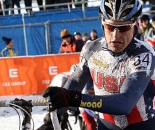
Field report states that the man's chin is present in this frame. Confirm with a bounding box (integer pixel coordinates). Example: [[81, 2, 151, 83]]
[[110, 47, 123, 53]]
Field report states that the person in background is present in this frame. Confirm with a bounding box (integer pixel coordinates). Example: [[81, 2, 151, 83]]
[[74, 32, 84, 49], [1, 36, 18, 57], [146, 15, 155, 49], [139, 14, 152, 41], [89, 29, 98, 41], [11, 0, 21, 14], [55, 0, 72, 9], [0, 1, 3, 15], [73, 0, 87, 8], [45, 0, 55, 10], [24, 0, 33, 15], [82, 32, 89, 44], [37, 0, 44, 11], [3, 0, 11, 15], [150, 16, 155, 28], [74, 32, 82, 40], [59, 29, 84, 53]]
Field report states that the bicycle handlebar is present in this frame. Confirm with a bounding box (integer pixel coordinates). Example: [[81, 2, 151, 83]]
[[0, 98, 48, 107], [0, 98, 62, 130]]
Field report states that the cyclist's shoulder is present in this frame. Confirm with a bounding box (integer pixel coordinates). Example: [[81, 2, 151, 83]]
[[81, 37, 105, 55], [132, 38, 155, 56], [128, 38, 155, 71], [85, 37, 104, 48]]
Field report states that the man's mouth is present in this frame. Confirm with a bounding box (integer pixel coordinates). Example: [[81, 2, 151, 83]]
[[110, 41, 122, 46]]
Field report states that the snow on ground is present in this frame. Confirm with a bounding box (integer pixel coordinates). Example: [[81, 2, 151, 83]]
[[0, 95, 81, 130]]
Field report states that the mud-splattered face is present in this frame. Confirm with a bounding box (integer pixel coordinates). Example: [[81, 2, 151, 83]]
[[103, 19, 135, 53]]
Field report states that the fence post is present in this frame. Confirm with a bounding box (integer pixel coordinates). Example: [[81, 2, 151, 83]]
[[45, 21, 51, 54], [82, 0, 86, 19], [68, 3, 71, 12], [22, 14, 28, 55]]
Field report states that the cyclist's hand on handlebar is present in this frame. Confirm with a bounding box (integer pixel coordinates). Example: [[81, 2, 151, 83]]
[[42, 86, 82, 110]]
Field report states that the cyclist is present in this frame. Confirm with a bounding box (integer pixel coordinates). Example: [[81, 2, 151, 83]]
[[42, 0, 155, 130]]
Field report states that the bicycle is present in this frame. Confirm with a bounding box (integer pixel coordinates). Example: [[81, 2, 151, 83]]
[[0, 97, 87, 130]]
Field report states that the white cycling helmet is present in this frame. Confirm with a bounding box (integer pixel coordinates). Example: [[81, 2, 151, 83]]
[[99, 0, 142, 22]]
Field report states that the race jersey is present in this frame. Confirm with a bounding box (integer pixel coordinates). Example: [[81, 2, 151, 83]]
[[64, 37, 155, 129]]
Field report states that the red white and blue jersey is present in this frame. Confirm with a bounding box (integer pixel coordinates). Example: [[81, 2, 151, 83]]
[[64, 37, 155, 129]]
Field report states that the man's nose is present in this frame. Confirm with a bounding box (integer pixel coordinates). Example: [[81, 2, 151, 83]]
[[112, 28, 121, 39]]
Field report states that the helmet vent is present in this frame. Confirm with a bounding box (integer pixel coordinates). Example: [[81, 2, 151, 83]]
[[99, 0, 142, 21]]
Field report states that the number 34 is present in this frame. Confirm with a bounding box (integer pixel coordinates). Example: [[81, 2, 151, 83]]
[[134, 54, 150, 66]]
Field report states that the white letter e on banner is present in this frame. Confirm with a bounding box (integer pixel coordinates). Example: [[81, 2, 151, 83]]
[[9, 68, 18, 78], [49, 66, 58, 75]]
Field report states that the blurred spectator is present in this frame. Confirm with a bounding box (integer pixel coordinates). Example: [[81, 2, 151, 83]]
[[89, 29, 98, 41], [73, 0, 87, 8], [139, 14, 152, 41], [45, 0, 55, 10], [1, 37, 18, 57], [74, 32, 81, 40], [146, 16, 155, 49], [59, 29, 84, 53], [74, 32, 84, 48], [24, 0, 32, 15], [55, 0, 72, 9], [82, 33, 88, 44], [0, 1, 2, 15], [150, 16, 155, 29], [3, 0, 11, 15], [37, 0, 44, 11], [148, 0, 155, 5], [11, 0, 21, 14], [150, 5, 155, 11]]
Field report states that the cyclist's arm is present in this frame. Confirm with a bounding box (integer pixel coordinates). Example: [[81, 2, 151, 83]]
[[79, 53, 155, 115], [63, 43, 92, 92], [64, 66, 91, 92]]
